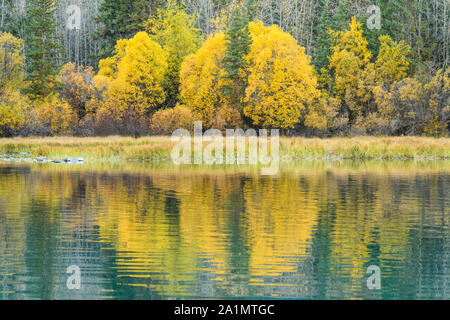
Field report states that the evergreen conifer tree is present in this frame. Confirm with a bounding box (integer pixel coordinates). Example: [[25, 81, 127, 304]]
[[222, 0, 255, 112], [25, 0, 61, 98], [96, 0, 164, 60], [312, 1, 349, 72]]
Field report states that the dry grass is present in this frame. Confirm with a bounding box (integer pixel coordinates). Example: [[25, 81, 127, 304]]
[[279, 136, 450, 160], [0, 136, 448, 162]]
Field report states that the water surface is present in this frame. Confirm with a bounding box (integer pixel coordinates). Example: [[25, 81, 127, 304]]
[[0, 162, 448, 300]]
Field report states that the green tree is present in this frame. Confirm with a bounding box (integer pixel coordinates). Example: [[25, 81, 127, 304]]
[[363, 0, 406, 56], [25, 0, 61, 99], [96, 0, 165, 60], [222, 0, 255, 112], [0, 0, 26, 39], [312, 0, 349, 72]]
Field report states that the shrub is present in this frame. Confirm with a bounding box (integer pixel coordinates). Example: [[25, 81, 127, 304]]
[[150, 104, 195, 135], [210, 106, 243, 131], [34, 94, 78, 136], [59, 62, 98, 120]]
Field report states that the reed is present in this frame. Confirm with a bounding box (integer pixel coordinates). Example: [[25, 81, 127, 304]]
[[0, 136, 448, 163]]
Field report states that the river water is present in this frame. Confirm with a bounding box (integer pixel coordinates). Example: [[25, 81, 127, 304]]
[[0, 162, 448, 299]]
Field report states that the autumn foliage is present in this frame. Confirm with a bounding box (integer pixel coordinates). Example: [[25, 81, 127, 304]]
[[0, 5, 448, 137], [150, 104, 195, 135], [0, 32, 27, 136], [243, 21, 320, 129], [180, 33, 229, 126]]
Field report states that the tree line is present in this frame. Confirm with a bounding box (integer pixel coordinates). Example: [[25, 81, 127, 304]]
[[0, 0, 448, 137]]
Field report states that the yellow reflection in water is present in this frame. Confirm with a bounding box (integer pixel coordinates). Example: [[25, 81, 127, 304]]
[[0, 161, 448, 298]]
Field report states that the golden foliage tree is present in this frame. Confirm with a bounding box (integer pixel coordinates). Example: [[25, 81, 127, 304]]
[[0, 32, 25, 91], [0, 88, 28, 136], [59, 63, 98, 121], [94, 32, 167, 132], [179, 33, 229, 126], [328, 18, 412, 134], [375, 35, 411, 84], [329, 17, 372, 121], [0, 32, 28, 136], [243, 21, 320, 129]]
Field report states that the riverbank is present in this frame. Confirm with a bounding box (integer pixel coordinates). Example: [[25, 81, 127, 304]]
[[0, 136, 449, 163]]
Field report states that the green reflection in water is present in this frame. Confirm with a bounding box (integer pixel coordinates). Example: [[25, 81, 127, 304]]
[[0, 161, 448, 300]]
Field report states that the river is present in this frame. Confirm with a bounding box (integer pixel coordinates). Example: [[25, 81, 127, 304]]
[[0, 162, 448, 299]]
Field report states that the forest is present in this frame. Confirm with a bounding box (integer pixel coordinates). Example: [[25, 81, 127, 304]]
[[0, 0, 448, 138]]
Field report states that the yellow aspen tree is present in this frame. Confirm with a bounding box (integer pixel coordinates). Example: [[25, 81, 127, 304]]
[[94, 32, 167, 123], [329, 17, 372, 120], [375, 35, 411, 84], [243, 21, 320, 129], [0, 88, 28, 135], [0, 32, 25, 91], [368, 36, 411, 133], [0, 32, 28, 136], [179, 33, 229, 126], [423, 70, 449, 136]]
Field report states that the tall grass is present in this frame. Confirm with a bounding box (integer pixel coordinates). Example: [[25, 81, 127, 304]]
[[0, 136, 448, 162], [279, 136, 450, 160]]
